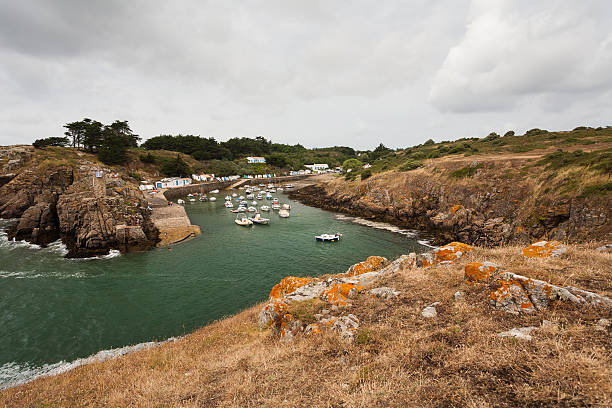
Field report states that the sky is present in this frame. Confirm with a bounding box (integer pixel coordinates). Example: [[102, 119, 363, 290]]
[[1, 0, 611, 149]]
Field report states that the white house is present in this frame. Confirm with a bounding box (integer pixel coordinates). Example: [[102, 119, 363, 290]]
[[192, 174, 215, 182], [247, 156, 266, 164], [155, 177, 192, 189], [304, 163, 329, 172]]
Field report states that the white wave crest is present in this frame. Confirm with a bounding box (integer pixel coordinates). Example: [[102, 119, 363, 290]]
[[333, 214, 420, 237], [0, 337, 180, 390], [0, 270, 87, 279], [69, 249, 121, 261]]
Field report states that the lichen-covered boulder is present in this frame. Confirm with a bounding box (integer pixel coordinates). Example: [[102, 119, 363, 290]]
[[321, 282, 363, 306], [464, 262, 504, 283], [369, 287, 400, 299], [258, 299, 288, 328], [345, 256, 388, 277], [276, 313, 302, 342], [522, 241, 567, 258], [304, 323, 322, 336], [269, 276, 312, 300], [417, 242, 473, 267], [320, 314, 360, 341], [490, 279, 536, 314]]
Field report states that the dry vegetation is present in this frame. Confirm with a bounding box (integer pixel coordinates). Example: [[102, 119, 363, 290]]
[[2, 245, 610, 407]]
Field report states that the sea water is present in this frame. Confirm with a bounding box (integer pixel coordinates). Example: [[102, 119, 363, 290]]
[[0, 193, 427, 388]]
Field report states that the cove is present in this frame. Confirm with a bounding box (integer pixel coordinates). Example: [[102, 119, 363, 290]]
[[0, 193, 427, 388]]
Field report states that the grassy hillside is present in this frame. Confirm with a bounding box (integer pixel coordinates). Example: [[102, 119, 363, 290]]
[[1, 243, 610, 407]]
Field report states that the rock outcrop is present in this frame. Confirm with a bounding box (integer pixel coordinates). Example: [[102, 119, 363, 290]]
[[0, 149, 158, 257]]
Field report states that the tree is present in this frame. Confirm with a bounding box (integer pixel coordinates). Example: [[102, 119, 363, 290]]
[[97, 132, 128, 164], [504, 130, 515, 137], [371, 143, 392, 160], [32, 137, 70, 149], [161, 154, 191, 177], [342, 158, 363, 171], [423, 139, 435, 146], [82, 120, 103, 152], [265, 153, 288, 168], [63, 121, 88, 148]]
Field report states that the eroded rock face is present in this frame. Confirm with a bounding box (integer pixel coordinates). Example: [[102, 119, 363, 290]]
[[522, 241, 567, 258]]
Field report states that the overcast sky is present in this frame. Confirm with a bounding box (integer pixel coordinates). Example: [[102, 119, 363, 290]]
[[1, 0, 611, 149]]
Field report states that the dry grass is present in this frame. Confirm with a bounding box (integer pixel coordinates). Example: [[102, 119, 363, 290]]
[[1, 245, 611, 407]]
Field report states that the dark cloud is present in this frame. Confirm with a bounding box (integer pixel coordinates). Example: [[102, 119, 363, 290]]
[[0, 0, 610, 148]]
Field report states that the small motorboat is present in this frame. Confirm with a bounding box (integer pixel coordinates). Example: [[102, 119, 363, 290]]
[[189, 198, 196, 202], [199, 195, 208, 202], [246, 194, 254, 200], [247, 206, 257, 212], [224, 201, 234, 208], [224, 196, 231, 201], [187, 193, 193, 197], [315, 233, 342, 242], [177, 199, 185, 204], [235, 215, 253, 227], [239, 195, 245, 200], [232, 193, 238, 197], [265, 193, 272, 200], [249, 213, 270, 225], [269, 188, 276, 193], [260, 205, 270, 212], [272, 197, 279, 203], [285, 184, 294, 188], [209, 197, 217, 201], [272, 203, 281, 210], [251, 200, 258, 205], [279, 209, 290, 218], [240, 200, 248, 206], [281, 203, 291, 210], [231, 207, 246, 213], [277, 187, 283, 192], [256, 194, 263, 200], [210, 189, 220, 194]]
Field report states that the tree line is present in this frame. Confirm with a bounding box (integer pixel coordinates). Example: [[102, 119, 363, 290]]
[[33, 119, 141, 164]]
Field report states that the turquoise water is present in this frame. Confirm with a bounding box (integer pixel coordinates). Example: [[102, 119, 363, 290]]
[[0, 192, 427, 388]]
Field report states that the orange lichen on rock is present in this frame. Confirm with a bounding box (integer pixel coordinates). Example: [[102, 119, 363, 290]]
[[521, 241, 567, 258], [345, 256, 388, 277], [304, 323, 321, 336], [464, 262, 503, 283], [320, 282, 364, 305], [490, 279, 535, 314], [435, 242, 473, 263], [268, 276, 311, 300], [450, 205, 463, 215]]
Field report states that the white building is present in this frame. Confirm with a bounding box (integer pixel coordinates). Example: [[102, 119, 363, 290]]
[[155, 177, 192, 189], [192, 174, 215, 182], [247, 156, 266, 164], [304, 163, 329, 172]]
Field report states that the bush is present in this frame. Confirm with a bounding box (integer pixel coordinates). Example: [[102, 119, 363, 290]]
[[129, 172, 141, 181], [32, 137, 70, 149], [361, 169, 372, 180], [450, 165, 481, 178], [579, 182, 612, 198], [161, 154, 191, 177], [399, 161, 422, 171], [139, 153, 156, 163], [342, 158, 363, 171], [423, 139, 435, 146], [504, 130, 515, 137]]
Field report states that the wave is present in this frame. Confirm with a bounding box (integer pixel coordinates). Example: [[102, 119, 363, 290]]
[[0, 270, 87, 279], [68, 249, 121, 261], [333, 214, 418, 237], [0, 337, 180, 390]]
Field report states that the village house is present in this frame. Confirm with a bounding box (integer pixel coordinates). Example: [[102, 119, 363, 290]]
[[155, 177, 192, 189], [246, 156, 266, 164], [304, 163, 329, 173], [191, 174, 215, 182]]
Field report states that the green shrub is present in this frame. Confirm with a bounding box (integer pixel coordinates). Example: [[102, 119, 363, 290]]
[[361, 169, 372, 180], [128, 172, 141, 181], [579, 182, 612, 198], [423, 139, 435, 146], [139, 153, 156, 163], [399, 161, 422, 171], [450, 165, 481, 178]]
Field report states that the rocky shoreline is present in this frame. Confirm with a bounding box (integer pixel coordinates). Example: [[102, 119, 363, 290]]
[[289, 169, 611, 246], [0, 146, 159, 258]]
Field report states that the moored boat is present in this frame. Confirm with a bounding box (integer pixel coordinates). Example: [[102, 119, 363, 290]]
[[315, 233, 342, 242], [249, 213, 270, 225], [209, 196, 217, 201], [210, 189, 220, 194], [177, 199, 185, 204], [260, 205, 270, 212], [278, 209, 290, 218], [234, 215, 253, 226], [224, 201, 234, 208]]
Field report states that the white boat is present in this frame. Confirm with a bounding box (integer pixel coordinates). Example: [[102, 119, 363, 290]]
[[235, 215, 253, 226], [277, 187, 284, 192], [279, 209, 290, 218], [232, 193, 238, 197], [285, 184, 294, 188], [247, 206, 257, 212], [251, 200, 258, 205], [315, 233, 342, 242], [246, 194, 254, 199], [239, 195, 245, 200], [224, 201, 234, 208], [281, 203, 291, 210], [199, 196, 208, 202], [224, 196, 231, 201], [272, 203, 281, 210], [272, 197, 279, 203], [269, 189, 276, 193], [260, 205, 270, 212], [265, 193, 272, 200], [268, 184, 274, 188], [209, 197, 217, 201], [189, 198, 196, 202], [240, 200, 248, 206], [187, 193, 193, 197], [249, 213, 270, 225], [177, 199, 185, 204], [210, 189, 219, 194], [256, 194, 263, 200]]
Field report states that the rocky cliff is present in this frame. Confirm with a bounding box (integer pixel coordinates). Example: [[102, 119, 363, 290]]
[[290, 155, 611, 246], [0, 146, 159, 257]]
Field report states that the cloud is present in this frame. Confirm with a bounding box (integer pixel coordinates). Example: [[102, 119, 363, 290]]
[[429, 0, 612, 113]]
